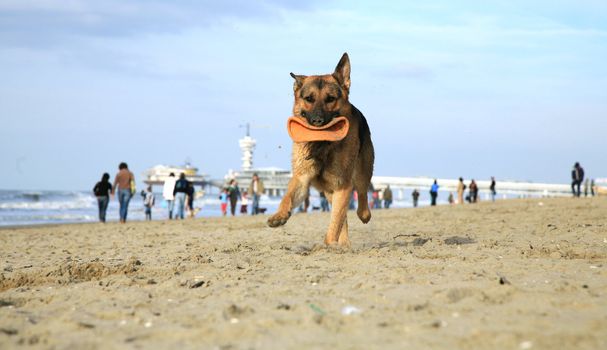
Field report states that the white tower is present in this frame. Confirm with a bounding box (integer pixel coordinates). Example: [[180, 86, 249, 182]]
[[239, 123, 256, 171]]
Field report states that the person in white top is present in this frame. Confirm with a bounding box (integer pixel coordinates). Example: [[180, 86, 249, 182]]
[[240, 191, 249, 214], [162, 173, 177, 219]]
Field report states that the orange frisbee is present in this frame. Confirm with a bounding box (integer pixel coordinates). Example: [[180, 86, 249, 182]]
[[287, 116, 350, 143]]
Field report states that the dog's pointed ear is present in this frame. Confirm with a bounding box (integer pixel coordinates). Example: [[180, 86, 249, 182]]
[[290, 72, 306, 92], [333, 52, 351, 92]]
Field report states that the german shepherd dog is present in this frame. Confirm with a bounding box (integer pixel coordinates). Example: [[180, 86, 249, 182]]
[[267, 53, 375, 247]]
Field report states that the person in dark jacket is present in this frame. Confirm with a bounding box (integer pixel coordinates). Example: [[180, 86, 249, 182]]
[[320, 191, 330, 212], [186, 182, 196, 218], [412, 189, 420, 207], [228, 179, 241, 216], [173, 173, 190, 219], [490, 177, 496, 202], [571, 162, 584, 197], [469, 179, 479, 203], [383, 185, 393, 209], [93, 173, 112, 222]]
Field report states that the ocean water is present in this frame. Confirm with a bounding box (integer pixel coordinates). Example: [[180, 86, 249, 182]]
[[0, 189, 457, 227]]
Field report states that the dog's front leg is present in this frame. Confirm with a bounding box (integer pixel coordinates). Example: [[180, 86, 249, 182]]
[[325, 184, 352, 245], [267, 175, 310, 228]]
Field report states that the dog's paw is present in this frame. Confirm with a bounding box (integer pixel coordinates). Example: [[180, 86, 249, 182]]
[[267, 211, 291, 228], [357, 208, 371, 224]]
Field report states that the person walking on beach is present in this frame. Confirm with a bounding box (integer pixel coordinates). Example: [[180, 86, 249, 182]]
[[112, 162, 135, 223], [228, 179, 241, 216], [430, 180, 439, 206], [571, 162, 584, 197], [350, 190, 357, 210], [248, 173, 264, 215], [448, 193, 454, 205], [584, 179, 590, 197], [383, 185, 393, 209], [457, 177, 465, 205], [412, 189, 420, 207], [186, 182, 196, 218], [591, 179, 596, 196], [372, 190, 381, 209], [163, 173, 177, 219], [320, 191, 330, 212], [219, 188, 229, 216], [173, 173, 189, 220], [490, 176, 496, 202], [469, 179, 479, 203], [93, 173, 112, 223], [240, 191, 249, 214], [142, 186, 155, 221]]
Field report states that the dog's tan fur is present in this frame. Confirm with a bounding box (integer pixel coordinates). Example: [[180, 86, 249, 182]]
[[267, 53, 375, 247]]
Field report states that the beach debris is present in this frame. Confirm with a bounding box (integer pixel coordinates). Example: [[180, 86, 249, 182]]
[[277, 303, 291, 310], [444, 236, 476, 245], [341, 305, 362, 316], [0, 299, 14, 307], [189, 280, 205, 289], [78, 321, 95, 329], [589, 265, 599, 269], [582, 284, 589, 289], [499, 276, 511, 285], [519, 340, 533, 349], [393, 233, 420, 239], [538, 202, 544, 206], [407, 302, 428, 312], [223, 304, 254, 321], [308, 303, 326, 315], [180, 278, 206, 288], [144, 321, 153, 328], [412, 237, 430, 246], [0, 328, 18, 336], [430, 320, 447, 328]]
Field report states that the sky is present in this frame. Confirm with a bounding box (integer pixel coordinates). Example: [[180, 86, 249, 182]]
[[1, 0, 606, 191]]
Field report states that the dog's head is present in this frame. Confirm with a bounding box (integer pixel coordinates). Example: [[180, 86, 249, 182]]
[[291, 53, 351, 127]]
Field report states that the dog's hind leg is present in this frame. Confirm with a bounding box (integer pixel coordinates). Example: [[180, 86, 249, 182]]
[[325, 184, 352, 245], [267, 175, 310, 227]]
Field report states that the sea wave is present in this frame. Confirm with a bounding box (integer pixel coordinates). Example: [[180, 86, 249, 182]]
[[0, 192, 96, 210]]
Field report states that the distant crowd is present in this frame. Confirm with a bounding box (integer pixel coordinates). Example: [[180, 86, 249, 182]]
[[92, 161, 598, 223], [92, 162, 266, 223], [218, 174, 265, 217], [367, 176, 497, 210]]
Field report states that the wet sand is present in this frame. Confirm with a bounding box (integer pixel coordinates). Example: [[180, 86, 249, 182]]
[[1, 197, 606, 349]]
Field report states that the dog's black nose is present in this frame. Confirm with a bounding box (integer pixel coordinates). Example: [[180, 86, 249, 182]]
[[310, 115, 324, 126]]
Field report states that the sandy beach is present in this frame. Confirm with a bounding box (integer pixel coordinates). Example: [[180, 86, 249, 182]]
[[1, 197, 606, 349]]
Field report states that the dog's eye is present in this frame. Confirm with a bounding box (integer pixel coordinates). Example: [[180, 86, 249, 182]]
[[325, 96, 336, 103], [304, 96, 315, 103]]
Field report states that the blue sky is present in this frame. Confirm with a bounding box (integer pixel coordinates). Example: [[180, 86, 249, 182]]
[[1, 0, 606, 190]]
